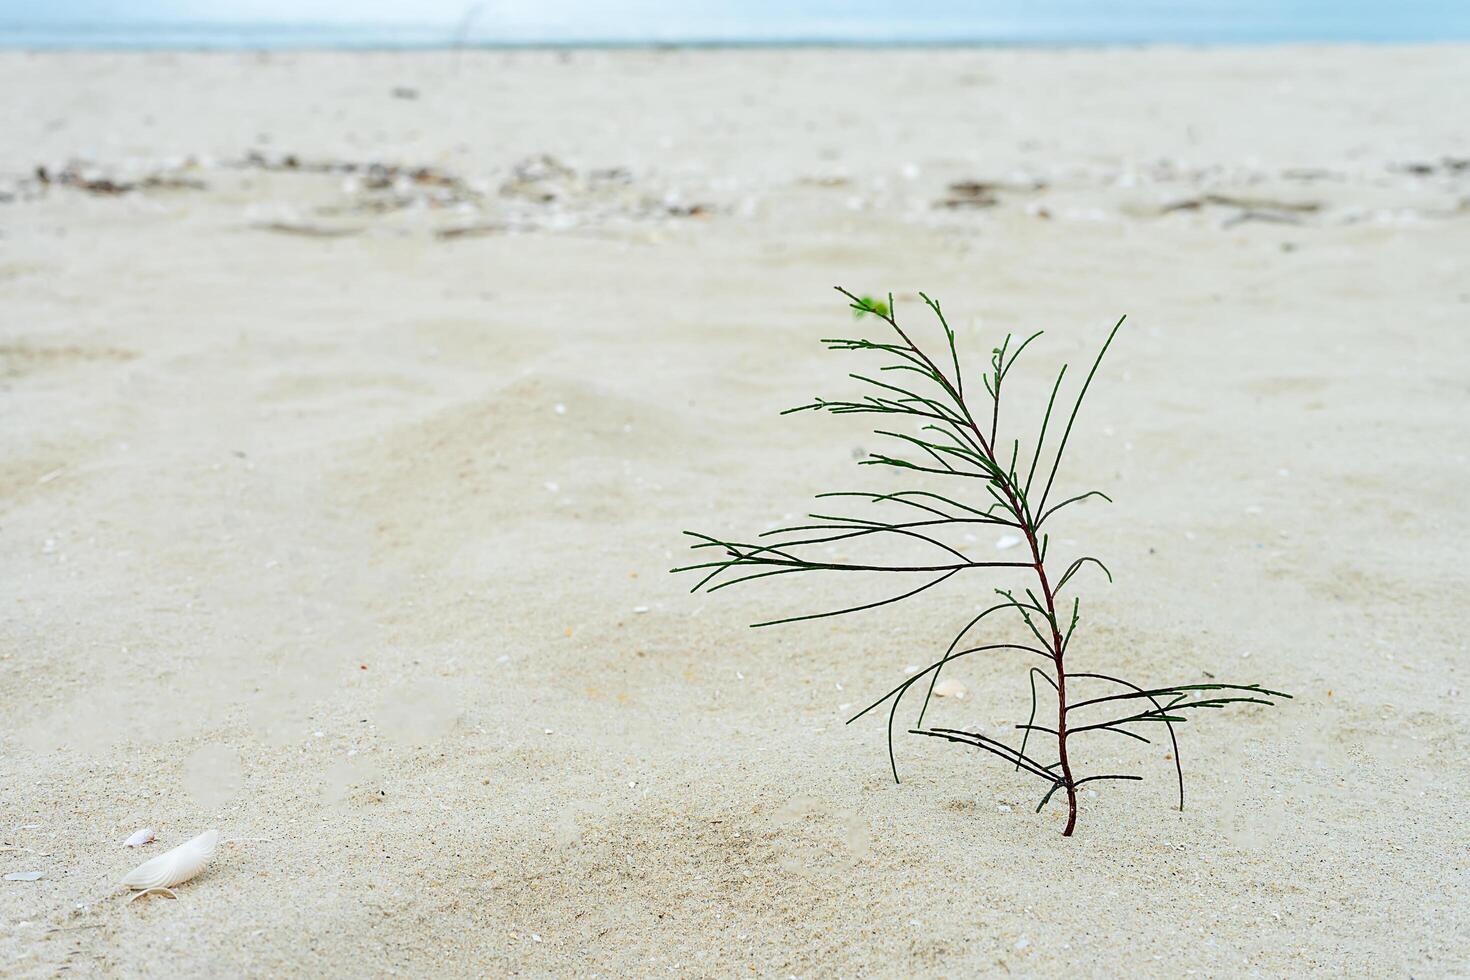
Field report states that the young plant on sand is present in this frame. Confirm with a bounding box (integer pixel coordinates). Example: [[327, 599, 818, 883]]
[[673, 288, 1288, 836]]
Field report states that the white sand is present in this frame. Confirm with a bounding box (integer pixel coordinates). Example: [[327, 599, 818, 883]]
[[1, 46, 1468, 975]]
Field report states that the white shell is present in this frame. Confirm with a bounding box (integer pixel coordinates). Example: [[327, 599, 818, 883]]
[[932, 678, 968, 700], [123, 827, 156, 848], [121, 830, 218, 891]]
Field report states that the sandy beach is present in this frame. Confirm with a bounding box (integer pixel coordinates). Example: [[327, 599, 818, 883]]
[[2, 45, 1468, 975]]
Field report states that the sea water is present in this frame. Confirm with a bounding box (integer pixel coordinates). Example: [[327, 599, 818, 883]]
[[2, 0, 1468, 49]]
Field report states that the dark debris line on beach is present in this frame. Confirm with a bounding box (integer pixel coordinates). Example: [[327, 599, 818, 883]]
[[2, 152, 1467, 234]]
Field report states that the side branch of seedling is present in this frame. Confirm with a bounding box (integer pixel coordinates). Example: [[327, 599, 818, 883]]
[[673, 288, 1289, 836]]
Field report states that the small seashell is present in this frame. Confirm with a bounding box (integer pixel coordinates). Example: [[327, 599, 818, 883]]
[[123, 828, 156, 848], [121, 830, 218, 899], [4, 871, 44, 881], [932, 678, 968, 700]]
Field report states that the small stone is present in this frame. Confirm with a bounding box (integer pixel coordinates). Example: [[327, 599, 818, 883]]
[[932, 678, 968, 700]]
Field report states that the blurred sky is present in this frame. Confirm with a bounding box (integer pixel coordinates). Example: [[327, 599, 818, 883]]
[[3, 0, 1468, 44]]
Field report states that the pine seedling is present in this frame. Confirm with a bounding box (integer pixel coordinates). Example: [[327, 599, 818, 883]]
[[673, 287, 1289, 836]]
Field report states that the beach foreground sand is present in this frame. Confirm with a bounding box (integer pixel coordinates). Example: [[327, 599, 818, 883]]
[[1, 46, 1467, 976]]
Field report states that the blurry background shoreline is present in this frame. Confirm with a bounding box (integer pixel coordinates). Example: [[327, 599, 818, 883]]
[[6, 0, 1470, 50]]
